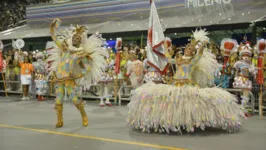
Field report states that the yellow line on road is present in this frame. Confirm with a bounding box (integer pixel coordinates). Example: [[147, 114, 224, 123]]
[[0, 124, 186, 150]]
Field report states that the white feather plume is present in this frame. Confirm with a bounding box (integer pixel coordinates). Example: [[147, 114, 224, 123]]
[[76, 33, 109, 87], [192, 49, 219, 88], [45, 45, 62, 78], [46, 41, 57, 50], [192, 28, 210, 43]]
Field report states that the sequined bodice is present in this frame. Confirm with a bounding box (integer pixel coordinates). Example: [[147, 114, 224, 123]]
[[174, 63, 193, 80], [239, 64, 250, 77], [235, 61, 251, 77], [56, 52, 77, 79], [173, 56, 201, 80]]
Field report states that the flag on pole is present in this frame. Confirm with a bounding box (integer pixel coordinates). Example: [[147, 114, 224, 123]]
[[114, 38, 122, 74], [0, 40, 3, 72], [146, 0, 168, 74]]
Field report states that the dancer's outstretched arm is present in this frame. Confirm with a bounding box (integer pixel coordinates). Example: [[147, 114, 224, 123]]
[[50, 19, 63, 50]]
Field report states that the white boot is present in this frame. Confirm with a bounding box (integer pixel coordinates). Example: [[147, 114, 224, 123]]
[[103, 85, 112, 106], [241, 95, 249, 111], [99, 98, 105, 107], [105, 97, 112, 106]]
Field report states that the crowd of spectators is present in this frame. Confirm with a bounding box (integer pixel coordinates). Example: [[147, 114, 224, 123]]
[[0, 0, 51, 32]]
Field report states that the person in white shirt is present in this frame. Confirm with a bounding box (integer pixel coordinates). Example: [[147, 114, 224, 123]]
[[125, 51, 144, 88]]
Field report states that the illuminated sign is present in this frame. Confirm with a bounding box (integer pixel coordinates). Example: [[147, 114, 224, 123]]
[[185, 0, 232, 7]]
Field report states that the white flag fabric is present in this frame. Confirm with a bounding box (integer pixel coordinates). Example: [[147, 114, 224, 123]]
[[146, 0, 168, 74]]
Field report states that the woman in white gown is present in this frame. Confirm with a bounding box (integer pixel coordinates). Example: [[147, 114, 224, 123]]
[[127, 29, 245, 134]]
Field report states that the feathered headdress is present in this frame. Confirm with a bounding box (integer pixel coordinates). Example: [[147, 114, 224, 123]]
[[36, 52, 45, 59], [73, 25, 86, 35], [115, 38, 122, 51], [192, 29, 209, 45], [239, 44, 252, 57], [220, 38, 238, 56], [187, 28, 209, 50], [256, 39, 266, 56]]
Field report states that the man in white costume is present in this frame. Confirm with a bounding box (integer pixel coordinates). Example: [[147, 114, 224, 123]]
[[125, 51, 144, 88]]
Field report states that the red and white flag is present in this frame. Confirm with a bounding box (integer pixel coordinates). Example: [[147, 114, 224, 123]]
[[115, 38, 122, 74], [146, 0, 168, 74], [0, 40, 3, 73]]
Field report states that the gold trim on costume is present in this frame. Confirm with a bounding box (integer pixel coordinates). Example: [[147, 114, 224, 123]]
[[174, 79, 197, 86]]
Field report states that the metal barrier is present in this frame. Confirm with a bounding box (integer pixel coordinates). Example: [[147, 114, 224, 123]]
[[118, 85, 132, 106], [0, 79, 265, 115], [226, 88, 255, 114], [0, 80, 105, 100]]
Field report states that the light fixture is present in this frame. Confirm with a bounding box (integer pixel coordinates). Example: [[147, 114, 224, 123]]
[[110, 38, 112, 40], [219, 13, 222, 16], [210, 21, 213, 23], [199, 19, 201, 22], [248, 12, 250, 14], [174, 33, 177, 35], [140, 16, 143, 18], [228, 18, 231, 20], [263, 28, 266, 30], [242, 13, 244, 15]]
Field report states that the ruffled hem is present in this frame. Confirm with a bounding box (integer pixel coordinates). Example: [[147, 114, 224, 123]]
[[144, 72, 163, 82], [233, 77, 252, 89], [127, 82, 246, 134]]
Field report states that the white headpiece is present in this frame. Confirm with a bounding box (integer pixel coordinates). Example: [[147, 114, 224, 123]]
[[220, 38, 238, 56], [36, 52, 45, 59], [256, 39, 266, 56], [23, 51, 28, 56], [239, 44, 252, 57]]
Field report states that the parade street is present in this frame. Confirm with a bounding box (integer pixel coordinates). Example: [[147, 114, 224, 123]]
[[0, 97, 266, 150]]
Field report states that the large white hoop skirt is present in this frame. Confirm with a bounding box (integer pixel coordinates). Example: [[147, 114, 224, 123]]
[[127, 82, 245, 134]]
